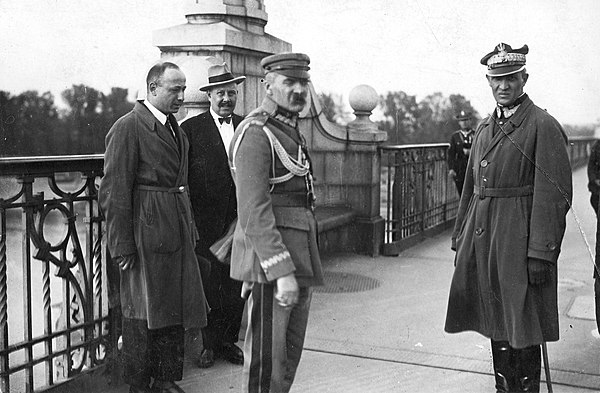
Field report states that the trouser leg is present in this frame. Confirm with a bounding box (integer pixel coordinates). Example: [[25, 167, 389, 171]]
[[514, 345, 541, 392], [122, 318, 151, 388], [595, 275, 600, 335], [148, 324, 185, 382], [280, 287, 311, 392], [491, 340, 514, 392], [242, 284, 311, 393]]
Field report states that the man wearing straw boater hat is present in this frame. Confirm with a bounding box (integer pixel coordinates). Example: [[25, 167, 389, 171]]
[[180, 61, 246, 369], [444, 43, 572, 392], [229, 52, 323, 393]]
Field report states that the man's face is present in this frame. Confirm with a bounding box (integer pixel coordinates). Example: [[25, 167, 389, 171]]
[[149, 67, 186, 114], [208, 82, 238, 117], [487, 71, 528, 107], [267, 73, 309, 113], [458, 119, 472, 130]]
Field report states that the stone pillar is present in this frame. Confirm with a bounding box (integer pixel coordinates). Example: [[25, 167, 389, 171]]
[[152, 0, 291, 120], [301, 84, 387, 256]]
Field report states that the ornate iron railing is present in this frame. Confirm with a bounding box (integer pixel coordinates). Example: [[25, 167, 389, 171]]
[[380, 144, 459, 256], [0, 155, 115, 393], [380, 137, 596, 256]]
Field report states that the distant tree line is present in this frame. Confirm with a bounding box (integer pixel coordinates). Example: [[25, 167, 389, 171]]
[[0, 85, 133, 157], [319, 91, 596, 145], [0, 87, 594, 158]]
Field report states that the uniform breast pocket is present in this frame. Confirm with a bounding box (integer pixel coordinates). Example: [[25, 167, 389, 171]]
[[274, 208, 315, 278], [136, 192, 182, 254]]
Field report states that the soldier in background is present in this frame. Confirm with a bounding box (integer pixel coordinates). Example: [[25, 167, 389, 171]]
[[229, 52, 324, 393], [589, 140, 600, 335], [447, 110, 474, 196]]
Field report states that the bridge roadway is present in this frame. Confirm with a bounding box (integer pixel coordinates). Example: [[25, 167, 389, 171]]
[[107, 166, 599, 393]]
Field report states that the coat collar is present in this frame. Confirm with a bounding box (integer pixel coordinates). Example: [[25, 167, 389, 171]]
[[479, 96, 534, 158], [133, 101, 181, 157]]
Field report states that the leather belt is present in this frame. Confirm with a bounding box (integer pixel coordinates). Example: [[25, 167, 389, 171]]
[[135, 184, 187, 193], [271, 193, 308, 207], [474, 185, 533, 199]]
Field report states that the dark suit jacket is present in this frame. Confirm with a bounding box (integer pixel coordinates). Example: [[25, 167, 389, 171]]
[[181, 111, 243, 263]]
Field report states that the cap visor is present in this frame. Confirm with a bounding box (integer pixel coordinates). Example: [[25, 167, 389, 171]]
[[486, 65, 525, 77]]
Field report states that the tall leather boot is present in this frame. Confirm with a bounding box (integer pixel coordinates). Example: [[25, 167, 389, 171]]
[[514, 345, 541, 392], [491, 340, 514, 393]]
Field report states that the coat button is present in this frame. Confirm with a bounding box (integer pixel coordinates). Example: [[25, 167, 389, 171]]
[[475, 228, 484, 236], [480, 159, 489, 168], [179, 186, 185, 192], [547, 242, 557, 251]]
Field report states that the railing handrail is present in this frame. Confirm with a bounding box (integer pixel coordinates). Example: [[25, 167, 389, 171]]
[[0, 154, 104, 176], [380, 143, 449, 151]]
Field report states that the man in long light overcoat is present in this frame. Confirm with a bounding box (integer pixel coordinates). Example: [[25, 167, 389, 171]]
[[444, 43, 572, 392], [99, 62, 208, 393]]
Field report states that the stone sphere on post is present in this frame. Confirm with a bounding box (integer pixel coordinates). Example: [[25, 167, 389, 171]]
[[348, 84, 379, 132]]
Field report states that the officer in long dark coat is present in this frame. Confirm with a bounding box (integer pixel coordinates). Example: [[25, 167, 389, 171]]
[[444, 43, 572, 392], [229, 53, 323, 393]]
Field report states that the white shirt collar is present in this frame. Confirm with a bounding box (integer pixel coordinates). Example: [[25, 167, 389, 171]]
[[143, 99, 168, 125]]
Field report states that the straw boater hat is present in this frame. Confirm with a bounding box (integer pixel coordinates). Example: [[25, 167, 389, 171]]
[[480, 43, 528, 77], [199, 63, 246, 91]]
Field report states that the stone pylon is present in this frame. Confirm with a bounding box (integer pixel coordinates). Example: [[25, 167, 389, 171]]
[[153, 0, 291, 120]]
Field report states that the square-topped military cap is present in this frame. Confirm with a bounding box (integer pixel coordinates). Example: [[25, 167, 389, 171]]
[[261, 52, 311, 80], [481, 43, 528, 77]]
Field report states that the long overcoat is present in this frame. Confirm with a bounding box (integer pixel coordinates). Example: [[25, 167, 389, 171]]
[[99, 101, 208, 330], [228, 97, 324, 288], [444, 96, 572, 349]]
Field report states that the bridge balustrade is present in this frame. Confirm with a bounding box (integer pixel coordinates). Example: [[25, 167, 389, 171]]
[[0, 155, 115, 393]]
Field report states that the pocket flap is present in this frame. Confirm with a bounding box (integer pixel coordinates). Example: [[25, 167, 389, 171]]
[[273, 207, 310, 231]]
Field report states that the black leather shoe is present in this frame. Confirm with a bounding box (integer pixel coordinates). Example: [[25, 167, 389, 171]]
[[220, 342, 244, 365], [197, 348, 215, 368], [152, 380, 186, 393]]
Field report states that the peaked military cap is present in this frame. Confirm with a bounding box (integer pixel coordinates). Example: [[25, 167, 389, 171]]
[[261, 52, 311, 80], [481, 43, 528, 77], [455, 110, 472, 121]]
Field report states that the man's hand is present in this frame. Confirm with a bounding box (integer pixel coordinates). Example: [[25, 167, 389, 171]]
[[448, 169, 457, 180], [527, 258, 551, 286], [275, 273, 299, 309], [117, 254, 137, 270]]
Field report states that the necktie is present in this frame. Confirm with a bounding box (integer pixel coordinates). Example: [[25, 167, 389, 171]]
[[219, 117, 232, 125], [165, 116, 176, 142]]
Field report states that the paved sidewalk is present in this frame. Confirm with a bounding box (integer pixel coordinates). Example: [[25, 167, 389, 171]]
[[107, 167, 599, 393]]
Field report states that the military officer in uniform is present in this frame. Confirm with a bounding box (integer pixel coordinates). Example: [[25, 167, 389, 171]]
[[444, 43, 572, 392], [447, 110, 474, 196], [229, 52, 323, 393]]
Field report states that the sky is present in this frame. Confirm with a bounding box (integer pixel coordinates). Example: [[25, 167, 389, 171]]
[[1, 0, 599, 125]]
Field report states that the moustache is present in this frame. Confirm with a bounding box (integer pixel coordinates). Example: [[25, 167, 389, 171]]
[[219, 102, 234, 107], [291, 95, 306, 105]]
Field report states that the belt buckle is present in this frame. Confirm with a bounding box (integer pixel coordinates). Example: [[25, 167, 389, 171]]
[[479, 186, 486, 200]]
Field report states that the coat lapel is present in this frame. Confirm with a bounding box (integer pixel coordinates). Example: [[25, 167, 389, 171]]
[[481, 98, 533, 159]]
